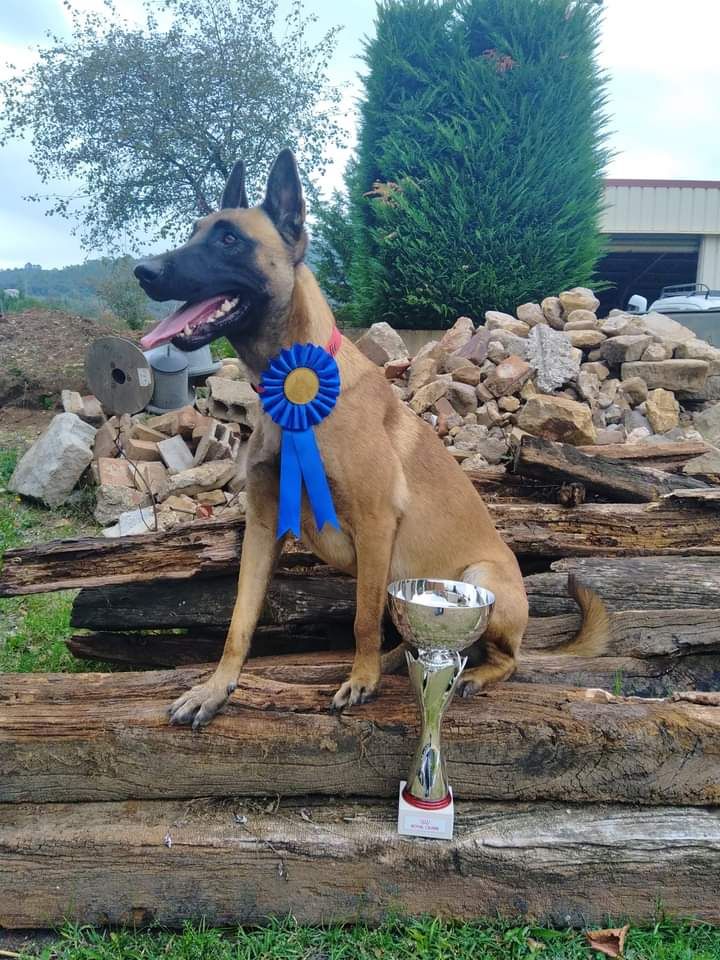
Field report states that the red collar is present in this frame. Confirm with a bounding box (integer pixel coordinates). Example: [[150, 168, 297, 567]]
[[252, 327, 341, 394]]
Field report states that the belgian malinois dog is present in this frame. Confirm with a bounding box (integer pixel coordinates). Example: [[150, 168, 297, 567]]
[[136, 150, 605, 729]]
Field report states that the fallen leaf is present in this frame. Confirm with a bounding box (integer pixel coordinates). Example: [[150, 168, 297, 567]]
[[586, 925, 629, 958]]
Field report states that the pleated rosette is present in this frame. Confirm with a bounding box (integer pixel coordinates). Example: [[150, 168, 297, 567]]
[[259, 343, 341, 538]]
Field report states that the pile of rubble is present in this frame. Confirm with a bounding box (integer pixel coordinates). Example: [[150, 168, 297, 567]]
[[9, 285, 720, 534], [356, 287, 720, 477], [8, 358, 256, 536]]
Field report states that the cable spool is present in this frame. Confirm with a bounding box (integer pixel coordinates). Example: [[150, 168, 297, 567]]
[[85, 337, 154, 416]]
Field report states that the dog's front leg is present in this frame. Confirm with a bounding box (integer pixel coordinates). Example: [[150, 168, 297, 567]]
[[332, 515, 397, 709], [169, 479, 281, 729]]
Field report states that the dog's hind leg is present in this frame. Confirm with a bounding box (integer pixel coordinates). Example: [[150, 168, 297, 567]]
[[169, 465, 282, 729], [332, 513, 398, 709], [456, 559, 528, 698]]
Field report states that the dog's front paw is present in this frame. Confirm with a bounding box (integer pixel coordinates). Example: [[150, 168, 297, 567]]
[[332, 670, 380, 711], [168, 678, 234, 730]]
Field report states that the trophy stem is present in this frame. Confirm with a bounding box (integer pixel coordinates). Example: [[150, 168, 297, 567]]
[[403, 649, 466, 806]]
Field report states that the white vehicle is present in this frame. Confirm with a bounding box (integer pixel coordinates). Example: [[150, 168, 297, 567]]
[[627, 284, 720, 344]]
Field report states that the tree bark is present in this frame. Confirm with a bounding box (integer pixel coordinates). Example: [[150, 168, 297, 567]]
[[2, 669, 719, 805], [2, 797, 719, 928], [513, 436, 707, 502], [6, 501, 720, 598]]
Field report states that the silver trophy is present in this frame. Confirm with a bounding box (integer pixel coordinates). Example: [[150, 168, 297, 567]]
[[387, 578, 495, 839]]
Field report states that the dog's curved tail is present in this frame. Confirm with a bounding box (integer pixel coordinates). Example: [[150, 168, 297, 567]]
[[552, 574, 611, 657]]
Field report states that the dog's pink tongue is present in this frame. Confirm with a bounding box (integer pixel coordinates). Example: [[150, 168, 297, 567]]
[[140, 296, 225, 349]]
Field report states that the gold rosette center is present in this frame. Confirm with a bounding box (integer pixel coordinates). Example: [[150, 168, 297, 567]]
[[283, 367, 320, 405]]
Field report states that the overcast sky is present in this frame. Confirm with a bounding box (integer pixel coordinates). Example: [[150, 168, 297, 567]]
[[1, 0, 719, 269]]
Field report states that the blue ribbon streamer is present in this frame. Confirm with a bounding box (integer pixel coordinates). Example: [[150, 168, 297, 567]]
[[260, 343, 341, 539]]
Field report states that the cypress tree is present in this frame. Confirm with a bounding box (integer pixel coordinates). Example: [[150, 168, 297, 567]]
[[344, 0, 608, 329]]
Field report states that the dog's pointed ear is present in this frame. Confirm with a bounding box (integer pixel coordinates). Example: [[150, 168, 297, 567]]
[[262, 149, 305, 243], [221, 161, 248, 209]]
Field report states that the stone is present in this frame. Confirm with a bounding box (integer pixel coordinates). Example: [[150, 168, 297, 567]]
[[94, 484, 152, 525], [487, 330, 529, 360], [598, 335, 652, 366], [413, 340, 444, 364], [487, 340, 508, 363], [680, 375, 720, 403], [133, 461, 168, 497], [443, 355, 472, 373], [8, 413, 96, 508], [580, 362, 610, 382], [498, 396, 520, 412], [100, 506, 160, 537], [624, 409, 652, 434], [683, 450, 720, 478], [693, 403, 720, 446], [476, 400, 504, 427], [645, 388, 680, 434], [452, 424, 490, 452], [621, 360, 709, 393], [214, 363, 243, 380], [641, 342, 672, 362], [439, 316, 475, 353], [207, 378, 260, 428], [675, 339, 720, 375], [384, 358, 412, 380], [474, 436, 509, 465], [447, 382, 478, 416], [460, 454, 491, 472], [484, 355, 533, 398], [566, 329, 606, 350], [595, 426, 626, 445], [618, 377, 648, 407], [485, 311, 530, 338], [165, 494, 199, 515], [516, 395, 596, 445], [407, 356, 440, 396], [626, 426, 652, 444], [576, 370, 601, 402], [131, 422, 168, 443], [642, 311, 697, 348], [540, 296, 565, 330], [355, 322, 409, 365], [93, 417, 120, 460], [559, 286, 599, 315], [125, 437, 162, 462], [599, 314, 645, 338], [61, 389, 84, 415], [516, 302, 546, 327], [408, 377, 451, 415], [145, 410, 181, 436], [96, 457, 135, 488], [196, 488, 226, 506], [525, 325, 580, 393], [564, 309, 598, 329], [80, 395, 105, 426], [158, 461, 237, 501], [158, 434, 194, 474], [452, 364, 483, 386], [455, 328, 493, 365]]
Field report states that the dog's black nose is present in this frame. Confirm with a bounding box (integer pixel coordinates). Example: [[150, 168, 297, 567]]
[[134, 259, 163, 284]]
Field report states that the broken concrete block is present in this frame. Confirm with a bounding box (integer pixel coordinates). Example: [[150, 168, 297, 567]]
[[193, 420, 239, 466], [8, 413, 96, 508], [207, 378, 260, 428], [93, 417, 120, 460], [117, 506, 158, 536], [196, 488, 226, 506], [132, 461, 169, 497], [158, 434, 194, 474], [165, 493, 198, 515], [80, 395, 105, 426], [125, 437, 162, 462], [131, 422, 168, 443]]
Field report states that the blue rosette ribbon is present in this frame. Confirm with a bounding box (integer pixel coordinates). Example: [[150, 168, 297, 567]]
[[260, 342, 341, 539]]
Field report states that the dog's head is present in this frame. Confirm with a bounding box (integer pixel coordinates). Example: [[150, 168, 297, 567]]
[[136, 149, 307, 353]]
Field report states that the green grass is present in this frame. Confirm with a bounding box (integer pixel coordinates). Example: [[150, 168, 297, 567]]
[[0, 446, 107, 673], [21, 917, 720, 959]]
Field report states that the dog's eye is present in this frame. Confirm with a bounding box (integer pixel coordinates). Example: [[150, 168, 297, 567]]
[[222, 232, 237, 246]]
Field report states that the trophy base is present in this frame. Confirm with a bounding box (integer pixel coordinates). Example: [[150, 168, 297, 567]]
[[397, 781, 455, 840]]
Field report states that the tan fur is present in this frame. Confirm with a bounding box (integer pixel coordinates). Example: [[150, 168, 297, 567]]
[[168, 169, 599, 729]]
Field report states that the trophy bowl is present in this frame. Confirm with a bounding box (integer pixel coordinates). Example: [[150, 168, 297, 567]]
[[387, 578, 495, 662], [387, 578, 496, 835]]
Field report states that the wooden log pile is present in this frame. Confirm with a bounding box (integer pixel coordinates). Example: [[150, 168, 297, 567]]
[[2, 434, 720, 927]]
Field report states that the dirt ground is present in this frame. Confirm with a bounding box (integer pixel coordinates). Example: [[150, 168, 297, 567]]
[[0, 307, 131, 407]]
